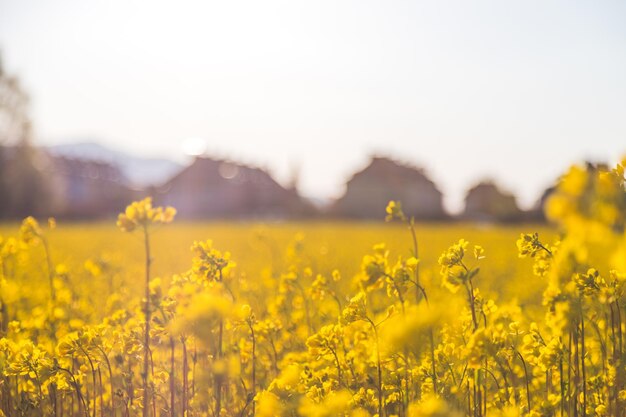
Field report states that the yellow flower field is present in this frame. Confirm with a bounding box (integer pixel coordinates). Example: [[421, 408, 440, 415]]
[[0, 160, 625, 417]]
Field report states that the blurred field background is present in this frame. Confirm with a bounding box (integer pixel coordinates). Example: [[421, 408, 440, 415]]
[[0, 220, 553, 315]]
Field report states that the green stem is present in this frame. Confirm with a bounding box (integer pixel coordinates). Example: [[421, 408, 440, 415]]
[[142, 226, 151, 417], [366, 317, 384, 417], [515, 349, 531, 413], [170, 337, 175, 417], [248, 321, 256, 416], [465, 280, 478, 332], [580, 308, 587, 417], [215, 319, 224, 417]]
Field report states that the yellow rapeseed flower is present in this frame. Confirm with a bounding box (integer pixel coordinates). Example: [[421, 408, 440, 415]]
[[116, 197, 176, 232]]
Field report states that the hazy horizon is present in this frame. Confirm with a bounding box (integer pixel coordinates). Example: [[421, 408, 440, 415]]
[[1, 0, 625, 212]]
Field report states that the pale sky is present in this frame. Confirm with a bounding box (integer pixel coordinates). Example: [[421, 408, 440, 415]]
[[1, 0, 625, 212]]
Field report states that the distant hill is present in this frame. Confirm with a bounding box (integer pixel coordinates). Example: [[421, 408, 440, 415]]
[[46, 142, 183, 187]]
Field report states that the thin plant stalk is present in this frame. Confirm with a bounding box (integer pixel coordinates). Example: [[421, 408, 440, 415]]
[[366, 317, 384, 417], [142, 225, 152, 417]]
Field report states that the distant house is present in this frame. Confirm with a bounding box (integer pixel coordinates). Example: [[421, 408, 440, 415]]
[[0, 144, 52, 218], [332, 156, 446, 220], [45, 155, 135, 218], [154, 156, 313, 219], [462, 181, 522, 222]]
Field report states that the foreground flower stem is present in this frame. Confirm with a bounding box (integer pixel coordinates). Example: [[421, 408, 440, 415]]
[[181, 337, 189, 417], [366, 316, 384, 417], [169, 336, 175, 417], [247, 319, 257, 416], [407, 216, 439, 399], [216, 318, 223, 417], [96, 345, 115, 414], [116, 198, 176, 417], [215, 268, 225, 417], [142, 224, 152, 417], [580, 306, 587, 416], [515, 349, 531, 413]]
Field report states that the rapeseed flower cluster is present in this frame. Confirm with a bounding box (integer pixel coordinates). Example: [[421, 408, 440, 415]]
[[0, 160, 624, 416]]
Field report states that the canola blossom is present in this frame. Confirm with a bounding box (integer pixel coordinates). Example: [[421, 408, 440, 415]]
[[0, 161, 625, 416]]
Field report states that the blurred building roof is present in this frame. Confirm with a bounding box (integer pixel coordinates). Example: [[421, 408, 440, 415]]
[[332, 156, 446, 220], [155, 156, 314, 219], [462, 181, 522, 223]]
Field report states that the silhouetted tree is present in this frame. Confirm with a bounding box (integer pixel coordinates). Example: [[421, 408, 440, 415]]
[[0, 55, 51, 218]]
